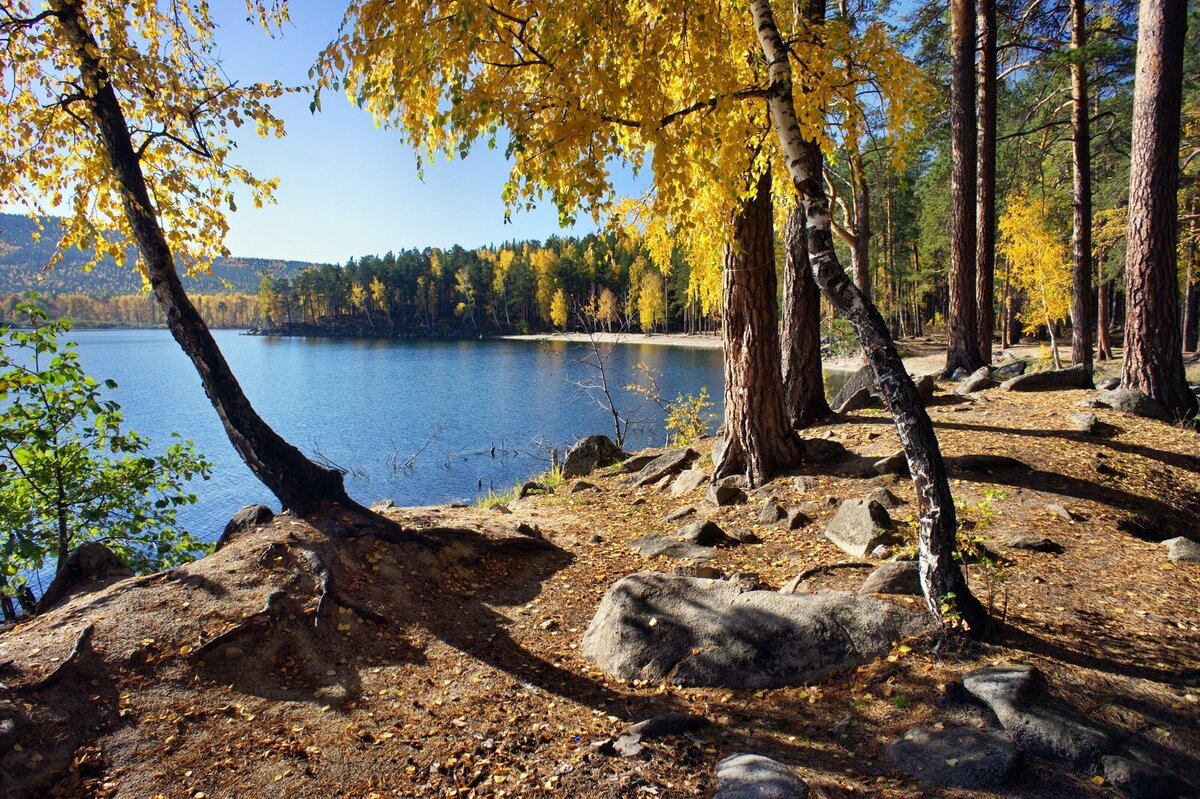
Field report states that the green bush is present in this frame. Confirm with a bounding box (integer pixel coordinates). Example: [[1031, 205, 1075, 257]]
[[0, 300, 211, 610]]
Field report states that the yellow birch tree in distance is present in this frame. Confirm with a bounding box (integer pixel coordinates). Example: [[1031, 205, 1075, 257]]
[[0, 0, 355, 515], [999, 191, 1073, 369], [320, 0, 986, 632]]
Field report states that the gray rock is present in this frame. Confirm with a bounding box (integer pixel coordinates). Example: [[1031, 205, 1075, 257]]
[[870, 544, 894, 559], [619, 448, 670, 474], [1162, 536, 1200, 563], [824, 499, 894, 558], [831, 365, 878, 410], [666, 505, 696, 522], [1070, 412, 1100, 433], [1096, 389, 1171, 421], [864, 487, 903, 509], [962, 664, 1116, 767], [0, 716, 16, 755], [216, 503, 275, 550], [706, 476, 748, 507], [519, 481, 550, 498], [1001, 365, 1093, 391], [992, 360, 1027, 379], [626, 712, 709, 740], [793, 476, 819, 492], [562, 434, 625, 478], [626, 448, 697, 488], [36, 541, 133, 612], [958, 366, 999, 394], [887, 725, 1019, 789], [915, 373, 937, 401], [1101, 755, 1185, 799], [570, 480, 598, 493], [679, 520, 737, 547], [948, 367, 970, 381], [1006, 535, 1065, 554], [859, 561, 921, 595], [669, 468, 707, 496], [1096, 377, 1121, 390], [947, 454, 1031, 474], [369, 499, 396, 511], [759, 499, 787, 523], [628, 535, 714, 562], [582, 573, 933, 688], [714, 754, 809, 799], [1046, 503, 1075, 521], [784, 508, 812, 530], [834, 386, 878, 414], [873, 451, 908, 477]]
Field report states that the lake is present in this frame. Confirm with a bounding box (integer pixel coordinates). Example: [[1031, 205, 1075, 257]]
[[61, 331, 852, 546]]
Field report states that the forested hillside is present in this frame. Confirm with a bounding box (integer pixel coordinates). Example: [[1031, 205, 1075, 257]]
[[0, 213, 318, 295]]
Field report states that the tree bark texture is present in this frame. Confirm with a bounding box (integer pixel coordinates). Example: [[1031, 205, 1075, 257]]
[[751, 0, 987, 636], [946, 0, 985, 377], [782, 202, 832, 428], [1121, 0, 1198, 419], [1070, 0, 1095, 378], [55, 2, 357, 516], [975, 0, 997, 364], [714, 170, 804, 486]]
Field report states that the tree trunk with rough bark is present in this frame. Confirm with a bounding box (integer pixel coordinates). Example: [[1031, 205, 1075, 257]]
[[751, 0, 987, 636], [976, 0, 997, 364], [713, 171, 804, 486], [782, 202, 832, 428], [1070, 0, 1095, 378], [56, 2, 357, 516], [946, 0, 985, 377], [1121, 0, 1197, 419]]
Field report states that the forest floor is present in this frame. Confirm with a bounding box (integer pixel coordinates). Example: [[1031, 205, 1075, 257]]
[[2, 374, 1200, 798]]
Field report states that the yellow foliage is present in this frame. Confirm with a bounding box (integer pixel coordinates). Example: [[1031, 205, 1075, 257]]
[[998, 190, 1072, 335], [550, 287, 569, 328], [0, 1, 289, 279]]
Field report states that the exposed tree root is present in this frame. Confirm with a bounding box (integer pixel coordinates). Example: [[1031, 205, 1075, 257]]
[[29, 623, 94, 689], [193, 590, 286, 660], [297, 548, 390, 625]]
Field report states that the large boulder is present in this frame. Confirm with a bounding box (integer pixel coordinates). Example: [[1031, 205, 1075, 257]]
[[831, 365, 878, 411], [678, 520, 738, 547], [1095, 389, 1171, 421], [582, 572, 932, 688], [992, 360, 1027, 379], [216, 503, 275, 550], [35, 542, 133, 613], [824, 498, 894, 557], [1162, 536, 1200, 563], [859, 561, 921, 595], [888, 725, 1019, 789], [562, 434, 625, 478], [619, 448, 671, 474], [957, 366, 998, 395], [1001, 365, 1093, 391], [1096, 376, 1121, 390], [714, 754, 808, 799], [669, 468, 708, 496], [628, 535, 714, 562], [624, 448, 697, 488], [962, 664, 1116, 767]]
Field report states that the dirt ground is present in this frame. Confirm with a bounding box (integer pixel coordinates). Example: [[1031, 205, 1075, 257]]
[[1, 377, 1198, 798]]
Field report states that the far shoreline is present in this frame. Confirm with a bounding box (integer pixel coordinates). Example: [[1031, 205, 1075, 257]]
[[500, 331, 723, 351]]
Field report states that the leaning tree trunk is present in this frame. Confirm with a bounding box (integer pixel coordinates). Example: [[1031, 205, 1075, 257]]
[[975, 0, 997, 364], [713, 171, 804, 486], [1121, 0, 1198, 419], [751, 0, 988, 636], [56, 2, 356, 516], [782, 202, 832, 428], [1070, 0, 1095, 379], [945, 0, 985, 377]]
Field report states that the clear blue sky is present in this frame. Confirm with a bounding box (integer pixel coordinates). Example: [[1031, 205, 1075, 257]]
[[208, 2, 643, 264]]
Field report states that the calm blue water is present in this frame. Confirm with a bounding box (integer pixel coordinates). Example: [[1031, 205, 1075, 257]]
[[68, 330, 727, 541]]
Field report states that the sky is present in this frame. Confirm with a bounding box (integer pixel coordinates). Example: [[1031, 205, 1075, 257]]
[[204, 2, 644, 264]]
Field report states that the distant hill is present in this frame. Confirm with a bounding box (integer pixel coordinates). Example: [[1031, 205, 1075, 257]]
[[0, 213, 324, 295]]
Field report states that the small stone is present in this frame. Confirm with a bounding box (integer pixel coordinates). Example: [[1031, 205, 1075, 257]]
[[793, 476, 818, 492], [666, 505, 696, 522], [1070, 412, 1100, 433], [570, 481, 598, 493], [562, 434, 625, 478], [670, 468, 708, 496], [729, 529, 762, 544], [514, 522, 543, 539], [627, 712, 709, 740], [518, 481, 550, 498], [713, 754, 809, 799], [869, 544, 893, 560], [1005, 535, 1065, 554], [539, 619, 559, 631], [706, 479, 748, 507], [1095, 376, 1120, 391], [369, 499, 396, 511], [784, 508, 811, 530], [824, 498, 894, 557], [588, 534, 604, 544], [873, 452, 908, 477], [689, 565, 724, 579], [216, 504, 275, 550], [758, 498, 787, 523], [679, 520, 737, 547], [888, 725, 1019, 789], [992, 360, 1027, 378], [628, 535, 714, 562], [864, 487, 903, 509], [957, 366, 999, 395], [1046, 504, 1073, 521], [1162, 536, 1200, 563]]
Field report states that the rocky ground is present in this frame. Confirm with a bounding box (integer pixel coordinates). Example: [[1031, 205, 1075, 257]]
[[1, 372, 1199, 798]]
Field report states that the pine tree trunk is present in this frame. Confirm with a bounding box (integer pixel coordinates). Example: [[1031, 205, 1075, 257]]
[[1097, 277, 1114, 360], [1121, 0, 1198, 419], [782, 202, 831, 428], [945, 0, 985, 377], [713, 171, 804, 485], [1070, 0, 1095, 378], [751, 0, 987, 637], [975, 0, 997, 364], [1184, 207, 1198, 352], [56, 2, 357, 516]]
